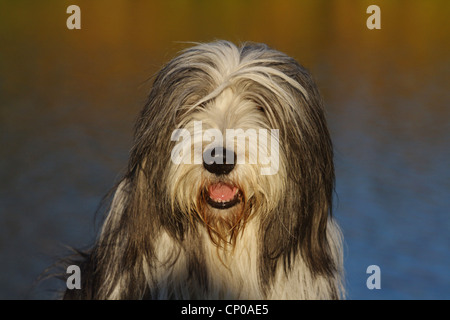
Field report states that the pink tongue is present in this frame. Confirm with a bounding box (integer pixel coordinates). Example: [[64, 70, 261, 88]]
[[208, 183, 237, 201]]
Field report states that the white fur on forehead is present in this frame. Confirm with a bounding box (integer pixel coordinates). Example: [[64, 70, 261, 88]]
[[166, 41, 309, 118]]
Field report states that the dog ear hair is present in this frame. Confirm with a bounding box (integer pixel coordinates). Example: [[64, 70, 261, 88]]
[[259, 64, 337, 290], [74, 76, 193, 298]]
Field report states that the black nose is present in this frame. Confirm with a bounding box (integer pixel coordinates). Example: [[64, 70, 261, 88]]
[[203, 147, 236, 175]]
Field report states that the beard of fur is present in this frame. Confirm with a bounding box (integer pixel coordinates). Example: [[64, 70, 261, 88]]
[[197, 184, 249, 249], [169, 163, 283, 252]]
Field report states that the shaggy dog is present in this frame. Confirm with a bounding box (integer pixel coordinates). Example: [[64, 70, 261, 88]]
[[63, 40, 344, 299]]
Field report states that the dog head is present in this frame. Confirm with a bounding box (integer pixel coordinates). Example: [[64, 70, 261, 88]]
[[125, 41, 335, 275]]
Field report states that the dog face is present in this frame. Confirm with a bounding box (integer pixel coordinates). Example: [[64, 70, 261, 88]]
[[131, 41, 335, 261], [168, 86, 286, 246]]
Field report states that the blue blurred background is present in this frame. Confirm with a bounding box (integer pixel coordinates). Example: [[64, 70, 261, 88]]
[[0, 0, 448, 299]]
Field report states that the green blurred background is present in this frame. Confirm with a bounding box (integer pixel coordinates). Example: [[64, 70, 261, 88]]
[[0, 0, 449, 299]]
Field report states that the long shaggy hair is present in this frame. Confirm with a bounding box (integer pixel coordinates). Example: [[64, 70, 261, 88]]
[[63, 40, 344, 300]]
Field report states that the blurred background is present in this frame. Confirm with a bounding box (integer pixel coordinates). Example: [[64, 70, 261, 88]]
[[0, 0, 448, 299]]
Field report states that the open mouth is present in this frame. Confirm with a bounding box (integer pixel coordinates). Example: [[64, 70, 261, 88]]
[[206, 183, 241, 209]]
